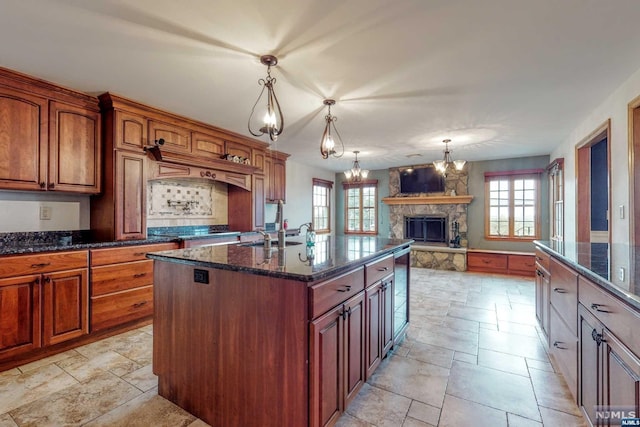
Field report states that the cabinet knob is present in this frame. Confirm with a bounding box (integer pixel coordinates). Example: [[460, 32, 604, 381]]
[[47, 183, 55, 189], [39, 181, 46, 188], [591, 329, 605, 346], [44, 276, 51, 283]]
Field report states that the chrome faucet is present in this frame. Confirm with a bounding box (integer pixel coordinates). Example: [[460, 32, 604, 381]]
[[276, 199, 286, 249], [255, 229, 272, 250]]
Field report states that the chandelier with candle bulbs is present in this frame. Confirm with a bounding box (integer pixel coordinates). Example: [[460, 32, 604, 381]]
[[433, 139, 466, 175], [248, 55, 284, 142], [319, 99, 345, 159], [344, 151, 369, 182]]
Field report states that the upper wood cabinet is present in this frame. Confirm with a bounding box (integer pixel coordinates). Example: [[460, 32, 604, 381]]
[[192, 131, 225, 160], [264, 153, 288, 203], [148, 119, 191, 154], [115, 110, 147, 151], [0, 67, 101, 194], [225, 140, 252, 161]]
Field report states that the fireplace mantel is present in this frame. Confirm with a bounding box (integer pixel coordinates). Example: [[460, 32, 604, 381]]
[[382, 195, 474, 205]]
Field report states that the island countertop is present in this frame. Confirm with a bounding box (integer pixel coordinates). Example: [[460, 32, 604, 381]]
[[146, 235, 413, 282]]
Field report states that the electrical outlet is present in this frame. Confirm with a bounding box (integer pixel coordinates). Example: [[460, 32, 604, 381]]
[[619, 267, 625, 282], [39, 206, 52, 220]]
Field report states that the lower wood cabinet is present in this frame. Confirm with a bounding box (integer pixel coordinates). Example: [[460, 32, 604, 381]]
[[365, 275, 394, 379], [0, 250, 89, 362], [467, 250, 535, 276]]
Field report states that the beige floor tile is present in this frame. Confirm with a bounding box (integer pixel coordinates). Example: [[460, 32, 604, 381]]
[[83, 388, 196, 427], [526, 358, 555, 373], [0, 363, 78, 414], [9, 371, 142, 426], [446, 360, 541, 421], [187, 419, 211, 427], [453, 351, 477, 364], [529, 368, 582, 417], [416, 323, 479, 354], [121, 364, 158, 392], [335, 412, 375, 426], [539, 406, 589, 427], [57, 350, 141, 382], [0, 413, 17, 427], [439, 394, 508, 427], [407, 400, 440, 425], [402, 417, 434, 426], [506, 413, 543, 427], [477, 348, 529, 377], [496, 303, 538, 326], [17, 349, 80, 374], [448, 303, 497, 324], [345, 383, 411, 427], [478, 328, 548, 361], [368, 355, 449, 408], [440, 316, 480, 333], [497, 320, 539, 337], [405, 341, 454, 369], [465, 291, 510, 310]]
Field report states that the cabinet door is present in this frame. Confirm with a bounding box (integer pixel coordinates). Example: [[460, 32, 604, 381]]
[[264, 157, 273, 201], [310, 305, 343, 427], [541, 269, 550, 338], [381, 277, 395, 356], [393, 248, 410, 341], [0, 88, 48, 190], [42, 268, 88, 346], [272, 159, 286, 202], [148, 120, 190, 154], [365, 283, 382, 379], [602, 329, 640, 422], [578, 305, 601, 426], [49, 101, 101, 193], [344, 291, 366, 407], [115, 150, 147, 240], [0, 275, 41, 359], [224, 140, 252, 161], [192, 131, 224, 159], [115, 110, 147, 151], [253, 174, 265, 229]]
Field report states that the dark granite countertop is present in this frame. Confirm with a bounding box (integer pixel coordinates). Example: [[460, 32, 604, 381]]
[[0, 235, 179, 255], [534, 240, 640, 310], [146, 235, 413, 282]]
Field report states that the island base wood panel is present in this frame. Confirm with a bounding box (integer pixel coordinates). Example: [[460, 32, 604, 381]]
[[153, 261, 309, 427]]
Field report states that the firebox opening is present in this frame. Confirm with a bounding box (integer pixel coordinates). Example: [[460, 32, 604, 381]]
[[404, 215, 447, 244]]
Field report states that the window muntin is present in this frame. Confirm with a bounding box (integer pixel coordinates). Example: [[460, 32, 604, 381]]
[[344, 181, 377, 234]]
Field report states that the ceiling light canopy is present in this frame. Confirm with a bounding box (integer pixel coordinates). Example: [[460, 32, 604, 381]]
[[433, 139, 466, 175], [248, 55, 284, 142], [344, 151, 369, 182], [320, 99, 345, 159]]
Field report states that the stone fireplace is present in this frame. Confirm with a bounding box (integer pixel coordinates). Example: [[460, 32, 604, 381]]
[[383, 167, 472, 271]]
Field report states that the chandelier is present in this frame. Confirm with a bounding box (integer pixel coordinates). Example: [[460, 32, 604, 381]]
[[344, 151, 369, 182], [433, 139, 466, 175], [319, 99, 344, 159], [248, 55, 284, 142]]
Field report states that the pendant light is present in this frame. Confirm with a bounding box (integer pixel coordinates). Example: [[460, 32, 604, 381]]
[[433, 139, 466, 175], [344, 151, 369, 182], [248, 55, 284, 142], [320, 99, 344, 159]]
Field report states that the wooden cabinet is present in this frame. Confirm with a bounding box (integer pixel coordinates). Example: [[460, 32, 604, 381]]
[[310, 291, 365, 427], [115, 110, 147, 151], [365, 276, 393, 379], [535, 249, 550, 336], [264, 154, 288, 203], [148, 119, 191, 154], [90, 242, 178, 331], [467, 250, 535, 276], [225, 140, 252, 161], [0, 250, 88, 362], [192, 131, 224, 160], [48, 101, 101, 193], [393, 248, 410, 342], [0, 68, 101, 194]]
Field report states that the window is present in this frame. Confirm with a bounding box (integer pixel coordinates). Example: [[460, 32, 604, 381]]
[[548, 158, 564, 242], [343, 180, 377, 234], [312, 178, 332, 233], [485, 170, 542, 240]]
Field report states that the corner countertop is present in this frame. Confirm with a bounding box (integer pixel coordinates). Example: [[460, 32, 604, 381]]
[[534, 240, 640, 310], [146, 235, 413, 282]]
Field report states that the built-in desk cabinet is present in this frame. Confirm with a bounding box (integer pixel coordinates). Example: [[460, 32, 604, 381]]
[[0, 68, 101, 194]]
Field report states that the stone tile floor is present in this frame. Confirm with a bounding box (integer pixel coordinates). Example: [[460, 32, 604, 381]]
[[0, 268, 586, 426]]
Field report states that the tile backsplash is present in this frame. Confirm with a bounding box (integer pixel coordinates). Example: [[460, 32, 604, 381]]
[[147, 179, 228, 227]]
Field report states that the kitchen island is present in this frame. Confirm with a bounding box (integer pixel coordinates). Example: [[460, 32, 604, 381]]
[[147, 235, 412, 427]]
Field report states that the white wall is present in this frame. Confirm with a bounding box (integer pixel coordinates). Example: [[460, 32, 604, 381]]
[[551, 66, 640, 288], [266, 160, 335, 232], [0, 192, 89, 232]]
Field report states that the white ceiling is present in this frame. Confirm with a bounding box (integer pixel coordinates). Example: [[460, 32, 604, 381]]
[[2, 0, 640, 172]]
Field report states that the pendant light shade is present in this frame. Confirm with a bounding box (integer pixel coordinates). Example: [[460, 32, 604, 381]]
[[248, 55, 284, 142]]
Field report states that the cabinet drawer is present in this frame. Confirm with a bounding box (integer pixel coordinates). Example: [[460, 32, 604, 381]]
[[91, 260, 153, 296], [0, 250, 88, 279], [310, 267, 364, 319], [508, 254, 535, 276], [535, 249, 550, 271], [579, 276, 640, 357], [91, 286, 153, 331], [365, 255, 394, 287], [148, 120, 191, 154], [549, 258, 578, 336], [467, 252, 508, 271], [549, 306, 577, 398], [90, 243, 178, 266]]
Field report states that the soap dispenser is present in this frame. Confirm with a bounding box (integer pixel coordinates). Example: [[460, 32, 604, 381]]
[[305, 223, 316, 247]]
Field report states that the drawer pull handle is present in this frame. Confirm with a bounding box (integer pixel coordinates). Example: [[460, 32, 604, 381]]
[[341, 307, 352, 320], [591, 303, 611, 313], [133, 273, 147, 278], [553, 287, 566, 293], [44, 276, 51, 283], [553, 341, 567, 350], [591, 329, 605, 346], [133, 252, 146, 256], [482, 259, 491, 264], [133, 301, 148, 309], [337, 285, 352, 293], [31, 262, 50, 268], [377, 266, 389, 271]]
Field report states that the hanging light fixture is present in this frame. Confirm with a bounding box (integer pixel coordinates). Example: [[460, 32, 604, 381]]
[[248, 55, 284, 142], [344, 151, 369, 182], [320, 99, 345, 159], [433, 139, 466, 175]]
